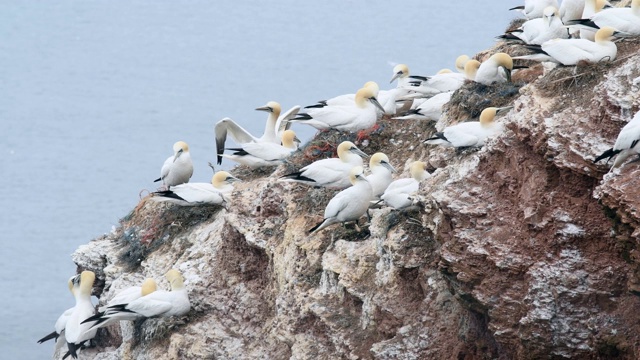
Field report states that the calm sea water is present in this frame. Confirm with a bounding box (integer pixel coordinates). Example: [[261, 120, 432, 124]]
[[0, 1, 517, 358]]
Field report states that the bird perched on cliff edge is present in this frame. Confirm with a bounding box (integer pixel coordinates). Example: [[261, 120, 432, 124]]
[[513, 26, 623, 66], [497, 6, 568, 45], [309, 166, 373, 233], [290, 86, 384, 132], [566, 0, 640, 36], [280, 141, 369, 189], [510, 0, 559, 19], [214, 101, 300, 165], [475, 53, 514, 85], [365, 152, 397, 200], [380, 161, 430, 210], [152, 170, 240, 206], [221, 129, 300, 168], [594, 110, 640, 169], [84, 269, 190, 321], [64, 271, 97, 359], [154, 141, 194, 189], [81, 278, 158, 332], [425, 106, 512, 148]]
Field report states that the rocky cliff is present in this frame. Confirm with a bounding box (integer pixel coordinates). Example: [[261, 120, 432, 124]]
[[70, 38, 640, 359]]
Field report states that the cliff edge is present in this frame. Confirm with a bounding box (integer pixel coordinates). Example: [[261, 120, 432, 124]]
[[71, 39, 640, 359]]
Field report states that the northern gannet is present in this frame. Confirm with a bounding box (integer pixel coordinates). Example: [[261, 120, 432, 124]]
[[305, 82, 396, 116], [65, 271, 97, 359], [405, 71, 465, 97], [577, 0, 609, 40], [152, 170, 240, 206], [89, 269, 190, 320], [514, 26, 621, 65], [595, 110, 640, 169], [425, 106, 512, 148], [393, 92, 452, 122], [365, 153, 397, 199], [567, 0, 640, 36], [559, 0, 585, 25], [380, 161, 430, 210], [154, 141, 193, 189], [221, 129, 300, 168], [308, 166, 373, 233], [81, 278, 158, 331], [510, 0, 559, 19], [455, 55, 470, 73], [390, 64, 411, 87], [290, 87, 384, 132], [215, 101, 300, 165], [37, 276, 76, 354], [280, 141, 368, 189], [463, 60, 481, 81], [475, 53, 514, 85], [498, 6, 568, 45]]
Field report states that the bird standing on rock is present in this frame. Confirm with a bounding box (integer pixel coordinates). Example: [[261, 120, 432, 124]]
[[381, 161, 430, 210], [280, 141, 369, 189], [309, 166, 373, 233], [595, 110, 640, 170], [425, 106, 512, 148], [475, 53, 514, 85], [290, 86, 384, 132], [214, 101, 300, 165], [154, 141, 193, 189]]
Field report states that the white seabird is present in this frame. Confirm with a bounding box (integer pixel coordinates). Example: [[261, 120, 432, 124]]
[[380, 161, 430, 210], [463, 60, 481, 81], [64, 271, 97, 359], [37, 276, 76, 355], [514, 26, 621, 65], [498, 6, 568, 45], [559, 0, 585, 25], [390, 63, 412, 87], [365, 153, 397, 199], [475, 53, 514, 85], [215, 101, 300, 165], [393, 92, 452, 122], [510, 0, 559, 19], [290, 86, 384, 132], [577, 0, 609, 40], [425, 106, 512, 148], [308, 166, 373, 233], [90, 269, 190, 320], [154, 141, 194, 189], [81, 278, 158, 332], [405, 71, 466, 97], [280, 141, 368, 189], [151, 171, 240, 206], [221, 129, 300, 168], [594, 110, 640, 169], [455, 55, 470, 73], [567, 0, 640, 36]]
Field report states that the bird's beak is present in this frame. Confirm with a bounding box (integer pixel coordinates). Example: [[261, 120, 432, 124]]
[[613, 30, 633, 38], [382, 162, 397, 173], [173, 149, 183, 163], [226, 176, 241, 183], [370, 97, 385, 113], [496, 106, 514, 115], [293, 136, 302, 144], [390, 71, 402, 83], [351, 147, 369, 158], [502, 67, 512, 82], [255, 105, 272, 112]]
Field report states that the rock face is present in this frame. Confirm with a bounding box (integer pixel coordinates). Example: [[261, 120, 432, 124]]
[[71, 40, 640, 359]]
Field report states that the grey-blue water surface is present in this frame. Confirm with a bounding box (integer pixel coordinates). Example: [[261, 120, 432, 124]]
[[0, 1, 518, 358]]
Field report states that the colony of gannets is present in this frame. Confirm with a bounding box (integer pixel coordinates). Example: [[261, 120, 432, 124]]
[[40, 0, 640, 357]]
